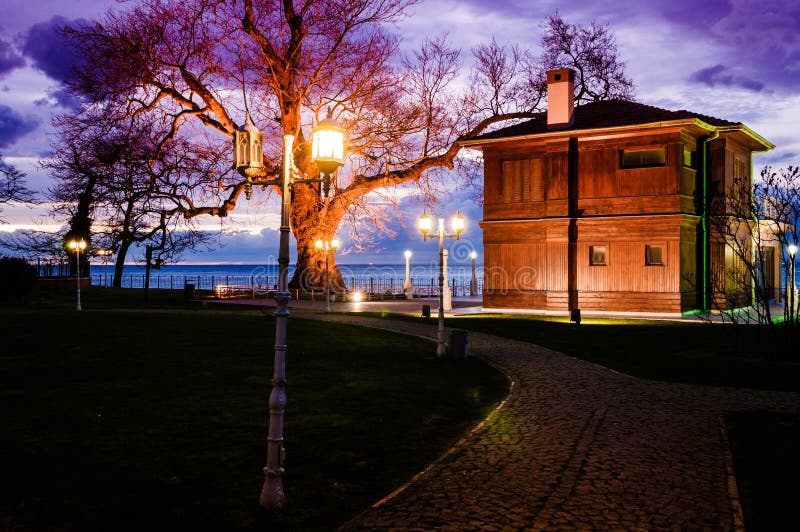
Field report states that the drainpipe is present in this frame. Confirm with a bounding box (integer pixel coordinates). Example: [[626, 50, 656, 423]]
[[699, 130, 720, 313]]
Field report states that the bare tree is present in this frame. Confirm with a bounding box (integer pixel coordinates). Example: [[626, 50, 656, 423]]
[[0, 154, 32, 221], [65, 3, 634, 288], [45, 110, 213, 285], [757, 166, 800, 326], [533, 13, 635, 104], [704, 165, 800, 327]]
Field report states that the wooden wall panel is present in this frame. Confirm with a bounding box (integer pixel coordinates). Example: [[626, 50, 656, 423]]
[[546, 151, 568, 199], [482, 241, 565, 292]]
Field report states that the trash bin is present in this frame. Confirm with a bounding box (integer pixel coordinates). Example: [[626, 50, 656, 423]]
[[421, 304, 431, 318], [448, 329, 469, 360], [184, 282, 196, 300]]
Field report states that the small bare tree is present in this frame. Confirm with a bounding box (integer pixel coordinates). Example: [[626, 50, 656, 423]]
[[0, 154, 32, 222], [45, 111, 213, 285], [705, 165, 800, 326], [757, 166, 800, 326]]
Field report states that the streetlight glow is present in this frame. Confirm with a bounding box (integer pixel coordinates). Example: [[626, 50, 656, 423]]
[[789, 244, 798, 258], [404, 250, 412, 259], [452, 210, 465, 237], [418, 212, 432, 236], [68, 239, 87, 251], [470, 251, 477, 260], [311, 112, 345, 176]]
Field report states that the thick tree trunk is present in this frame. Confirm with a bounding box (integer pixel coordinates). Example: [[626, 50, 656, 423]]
[[112, 240, 132, 288], [287, 183, 346, 292]]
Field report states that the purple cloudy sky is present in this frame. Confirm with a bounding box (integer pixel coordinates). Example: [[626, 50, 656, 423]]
[[0, 0, 798, 264]]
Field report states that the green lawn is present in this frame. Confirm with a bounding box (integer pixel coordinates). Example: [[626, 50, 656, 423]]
[[0, 289, 508, 531], [377, 313, 800, 391]]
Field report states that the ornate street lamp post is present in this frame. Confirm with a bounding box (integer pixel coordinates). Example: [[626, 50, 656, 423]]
[[67, 239, 87, 311], [315, 238, 339, 312], [419, 211, 465, 357], [403, 250, 412, 299], [234, 110, 344, 510]]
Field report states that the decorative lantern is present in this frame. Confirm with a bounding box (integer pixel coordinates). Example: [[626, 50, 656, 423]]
[[418, 212, 432, 237], [233, 113, 264, 178], [311, 112, 345, 176]]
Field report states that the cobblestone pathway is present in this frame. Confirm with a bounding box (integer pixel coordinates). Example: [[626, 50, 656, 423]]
[[296, 312, 800, 530]]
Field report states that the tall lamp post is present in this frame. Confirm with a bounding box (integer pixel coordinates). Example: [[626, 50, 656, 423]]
[[419, 211, 465, 357], [234, 110, 344, 510], [469, 251, 478, 296], [315, 238, 339, 312], [97, 248, 113, 287], [67, 239, 87, 311], [789, 244, 798, 325], [403, 250, 412, 299]]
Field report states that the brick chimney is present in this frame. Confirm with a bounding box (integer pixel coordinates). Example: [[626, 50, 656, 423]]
[[547, 68, 575, 130]]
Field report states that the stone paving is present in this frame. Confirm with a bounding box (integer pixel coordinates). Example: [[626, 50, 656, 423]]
[[289, 311, 800, 531]]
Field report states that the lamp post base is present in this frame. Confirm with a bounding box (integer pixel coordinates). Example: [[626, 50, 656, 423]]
[[260, 469, 286, 510]]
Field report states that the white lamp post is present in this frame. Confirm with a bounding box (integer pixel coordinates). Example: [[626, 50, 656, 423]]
[[67, 239, 87, 311], [234, 108, 344, 510], [469, 251, 478, 296], [315, 238, 339, 312], [419, 211, 465, 357], [403, 250, 412, 299], [789, 244, 798, 324], [97, 249, 113, 287]]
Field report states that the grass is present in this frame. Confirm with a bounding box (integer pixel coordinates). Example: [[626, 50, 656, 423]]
[[362, 313, 800, 391], [725, 412, 800, 531], [0, 288, 508, 531]]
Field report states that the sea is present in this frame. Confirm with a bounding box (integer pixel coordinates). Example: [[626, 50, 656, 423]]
[[88, 262, 483, 292]]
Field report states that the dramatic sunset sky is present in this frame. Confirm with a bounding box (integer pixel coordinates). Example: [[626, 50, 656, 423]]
[[1, 0, 798, 264]]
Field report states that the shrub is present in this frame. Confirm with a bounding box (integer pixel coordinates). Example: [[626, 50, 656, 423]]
[[0, 256, 37, 299]]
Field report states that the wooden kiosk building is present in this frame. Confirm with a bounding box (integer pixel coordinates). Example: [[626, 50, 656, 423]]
[[462, 69, 776, 316]]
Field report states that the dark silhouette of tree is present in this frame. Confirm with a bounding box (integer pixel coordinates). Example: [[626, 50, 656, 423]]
[[64, 3, 634, 288], [45, 111, 213, 285], [534, 13, 635, 103], [0, 154, 32, 222]]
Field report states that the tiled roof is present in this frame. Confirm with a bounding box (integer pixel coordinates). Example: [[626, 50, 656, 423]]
[[472, 99, 739, 141]]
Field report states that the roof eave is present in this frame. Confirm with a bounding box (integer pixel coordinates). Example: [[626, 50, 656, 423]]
[[715, 124, 774, 152], [459, 118, 773, 151]]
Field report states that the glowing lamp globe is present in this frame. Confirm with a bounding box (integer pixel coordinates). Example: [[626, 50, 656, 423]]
[[452, 211, 465, 237], [418, 212, 432, 236], [68, 239, 87, 251], [312, 114, 345, 175]]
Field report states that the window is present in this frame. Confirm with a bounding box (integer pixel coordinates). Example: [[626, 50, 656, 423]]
[[500, 159, 543, 202], [620, 148, 666, 168], [589, 246, 607, 266], [645, 245, 663, 265]]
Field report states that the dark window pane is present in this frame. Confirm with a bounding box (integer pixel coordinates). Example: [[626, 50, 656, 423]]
[[621, 148, 666, 168], [590, 245, 606, 266], [646, 245, 663, 265]]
